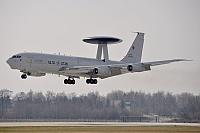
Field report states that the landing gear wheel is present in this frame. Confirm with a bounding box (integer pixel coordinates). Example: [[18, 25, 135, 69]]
[[64, 79, 68, 84], [90, 79, 94, 84], [86, 79, 98, 84], [72, 79, 75, 84], [93, 79, 97, 84], [67, 79, 71, 84], [64, 78, 75, 85], [86, 79, 90, 84], [21, 74, 27, 79]]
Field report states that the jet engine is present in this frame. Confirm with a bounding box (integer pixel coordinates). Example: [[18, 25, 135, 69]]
[[127, 64, 151, 72], [93, 66, 111, 76]]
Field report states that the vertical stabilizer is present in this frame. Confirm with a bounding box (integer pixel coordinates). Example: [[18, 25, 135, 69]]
[[121, 32, 144, 63]]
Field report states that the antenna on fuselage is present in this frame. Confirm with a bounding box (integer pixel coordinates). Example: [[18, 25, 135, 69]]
[[83, 36, 122, 61]]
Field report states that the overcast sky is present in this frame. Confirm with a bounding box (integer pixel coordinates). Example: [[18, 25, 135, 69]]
[[0, 0, 200, 95]]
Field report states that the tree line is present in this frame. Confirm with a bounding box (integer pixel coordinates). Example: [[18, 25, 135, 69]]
[[0, 89, 200, 122]]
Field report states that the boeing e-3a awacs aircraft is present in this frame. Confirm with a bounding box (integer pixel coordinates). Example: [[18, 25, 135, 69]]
[[6, 32, 189, 85]]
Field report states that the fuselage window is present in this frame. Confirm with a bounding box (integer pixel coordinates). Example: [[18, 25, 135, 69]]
[[48, 61, 56, 64], [61, 62, 68, 65]]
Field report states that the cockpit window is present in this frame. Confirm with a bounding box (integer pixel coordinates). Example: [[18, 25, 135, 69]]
[[12, 55, 16, 58], [12, 55, 21, 58]]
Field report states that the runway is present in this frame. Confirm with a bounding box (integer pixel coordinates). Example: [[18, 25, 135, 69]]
[[0, 122, 199, 127]]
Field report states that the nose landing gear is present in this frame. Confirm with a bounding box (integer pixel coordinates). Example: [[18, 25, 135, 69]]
[[21, 74, 27, 79]]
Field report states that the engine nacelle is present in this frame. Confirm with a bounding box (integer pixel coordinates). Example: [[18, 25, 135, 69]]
[[27, 72, 46, 77], [93, 66, 111, 76], [127, 64, 151, 72]]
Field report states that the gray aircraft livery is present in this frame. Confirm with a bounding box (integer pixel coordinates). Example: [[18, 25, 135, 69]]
[[7, 32, 189, 85]]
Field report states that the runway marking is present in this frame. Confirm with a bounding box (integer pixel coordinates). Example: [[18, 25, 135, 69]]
[[0, 122, 199, 127]]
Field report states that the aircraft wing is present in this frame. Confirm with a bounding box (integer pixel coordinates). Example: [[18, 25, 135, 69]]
[[58, 59, 191, 78], [59, 59, 190, 72], [139, 59, 191, 66]]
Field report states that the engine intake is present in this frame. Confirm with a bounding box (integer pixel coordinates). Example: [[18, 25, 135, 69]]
[[127, 65, 133, 72], [93, 68, 98, 74]]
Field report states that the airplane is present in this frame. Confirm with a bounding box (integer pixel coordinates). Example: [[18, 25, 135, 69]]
[[6, 32, 189, 85]]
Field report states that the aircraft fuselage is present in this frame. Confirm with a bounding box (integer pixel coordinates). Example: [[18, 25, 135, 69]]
[[7, 52, 127, 79]]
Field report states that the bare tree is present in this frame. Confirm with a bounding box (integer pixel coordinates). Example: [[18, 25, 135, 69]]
[[0, 89, 12, 118], [0, 88, 198, 122]]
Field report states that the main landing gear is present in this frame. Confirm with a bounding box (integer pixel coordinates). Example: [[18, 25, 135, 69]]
[[64, 78, 75, 85], [21, 74, 27, 79], [64, 78, 97, 85], [86, 79, 98, 84]]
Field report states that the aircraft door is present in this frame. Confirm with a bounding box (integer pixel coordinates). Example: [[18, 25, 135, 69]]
[[27, 54, 33, 67]]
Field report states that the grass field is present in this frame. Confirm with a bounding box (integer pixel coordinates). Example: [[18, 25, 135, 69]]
[[0, 126, 200, 133]]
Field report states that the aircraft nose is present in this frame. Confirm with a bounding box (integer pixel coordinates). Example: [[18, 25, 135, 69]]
[[6, 58, 16, 69], [6, 59, 10, 65], [6, 58, 13, 67]]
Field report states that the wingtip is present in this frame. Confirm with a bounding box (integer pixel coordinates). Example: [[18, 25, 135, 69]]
[[185, 59, 193, 61], [175, 59, 193, 61]]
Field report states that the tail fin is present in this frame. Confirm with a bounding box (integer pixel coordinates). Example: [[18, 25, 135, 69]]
[[121, 32, 144, 63]]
